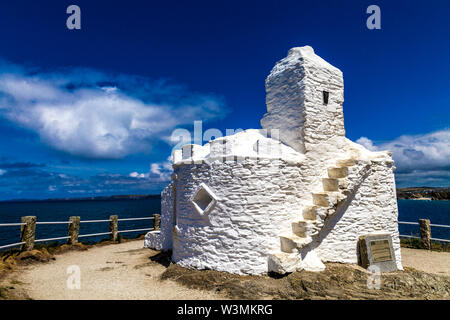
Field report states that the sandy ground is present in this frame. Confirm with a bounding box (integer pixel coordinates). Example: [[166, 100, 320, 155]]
[[5, 241, 449, 300], [401, 247, 450, 276], [14, 240, 226, 300]]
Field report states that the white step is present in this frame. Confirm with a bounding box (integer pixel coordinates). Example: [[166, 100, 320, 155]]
[[302, 205, 329, 221], [292, 219, 317, 237], [268, 251, 300, 274], [323, 177, 348, 192], [328, 166, 349, 178], [302, 205, 317, 220], [291, 220, 307, 237], [322, 178, 339, 191], [312, 191, 342, 207], [280, 234, 311, 253]]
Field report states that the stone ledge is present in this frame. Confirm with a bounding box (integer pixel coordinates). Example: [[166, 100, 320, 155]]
[[144, 231, 162, 251]]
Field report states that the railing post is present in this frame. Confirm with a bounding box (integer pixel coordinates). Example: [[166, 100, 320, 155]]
[[110, 215, 118, 242], [153, 214, 160, 231], [419, 219, 431, 250], [20, 216, 36, 251], [67, 216, 80, 244]]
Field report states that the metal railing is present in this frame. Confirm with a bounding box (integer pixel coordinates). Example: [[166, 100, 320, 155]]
[[0, 223, 26, 227], [398, 219, 450, 244], [0, 213, 160, 252], [36, 221, 72, 225], [0, 223, 27, 250], [0, 241, 26, 250], [79, 219, 110, 224]]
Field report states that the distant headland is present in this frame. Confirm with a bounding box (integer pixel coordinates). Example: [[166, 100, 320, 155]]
[[0, 194, 161, 204], [397, 187, 450, 201]]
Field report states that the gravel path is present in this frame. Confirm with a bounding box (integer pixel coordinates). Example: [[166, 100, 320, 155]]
[[401, 247, 450, 276], [11, 242, 449, 300], [15, 240, 225, 300]]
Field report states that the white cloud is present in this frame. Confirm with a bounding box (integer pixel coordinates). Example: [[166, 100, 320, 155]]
[[129, 172, 147, 179], [355, 136, 377, 151], [0, 61, 227, 159], [356, 129, 450, 186], [150, 163, 162, 175], [0, 169, 5, 176], [130, 157, 173, 182], [0, 165, 172, 200]]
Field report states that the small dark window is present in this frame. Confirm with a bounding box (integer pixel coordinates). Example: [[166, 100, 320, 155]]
[[323, 91, 329, 105], [192, 188, 213, 211]]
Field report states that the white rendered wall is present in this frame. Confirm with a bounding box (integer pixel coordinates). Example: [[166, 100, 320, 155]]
[[298, 137, 402, 270], [160, 182, 175, 251], [144, 182, 175, 251], [171, 158, 311, 275], [168, 153, 402, 274], [166, 132, 403, 274], [313, 160, 403, 270]]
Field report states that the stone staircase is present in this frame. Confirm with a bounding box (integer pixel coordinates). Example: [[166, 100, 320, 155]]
[[268, 158, 371, 273]]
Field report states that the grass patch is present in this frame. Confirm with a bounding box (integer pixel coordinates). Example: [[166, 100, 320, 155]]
[[34, 241, 60, 255], [400, 238, 450, 252]]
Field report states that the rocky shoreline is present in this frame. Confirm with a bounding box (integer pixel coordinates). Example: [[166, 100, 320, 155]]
[[397, 187, 450, 201]]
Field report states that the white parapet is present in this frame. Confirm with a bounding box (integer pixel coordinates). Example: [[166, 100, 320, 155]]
[[172, 149, 182, 163], [144, 230, 162, 250]]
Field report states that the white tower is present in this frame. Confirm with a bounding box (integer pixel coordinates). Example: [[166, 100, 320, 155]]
[[261, 46, 345, 153]]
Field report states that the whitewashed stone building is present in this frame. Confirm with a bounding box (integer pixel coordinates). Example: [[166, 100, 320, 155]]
[[145, 46, 403, 274]]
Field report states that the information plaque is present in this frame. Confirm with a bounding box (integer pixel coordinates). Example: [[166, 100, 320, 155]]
[[359, 234, 398, 272]]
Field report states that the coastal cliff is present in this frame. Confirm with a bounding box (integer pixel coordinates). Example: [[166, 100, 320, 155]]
[[397, 187, 450, 200]]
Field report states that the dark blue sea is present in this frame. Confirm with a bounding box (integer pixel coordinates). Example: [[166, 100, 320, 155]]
[[396, 199, 450, 240], [0, 198, 161, 249], [0, 198, 449, 250]]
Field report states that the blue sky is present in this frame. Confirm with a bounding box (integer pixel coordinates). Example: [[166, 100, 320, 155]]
[[0, 0, 449, 200]]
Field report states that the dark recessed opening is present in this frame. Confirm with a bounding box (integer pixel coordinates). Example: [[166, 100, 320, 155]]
[[323, 91, 329, 105], [193, 188, 213, 211]]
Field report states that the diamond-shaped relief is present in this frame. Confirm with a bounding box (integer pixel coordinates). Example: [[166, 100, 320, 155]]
[[190, 183, 218, 215]]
